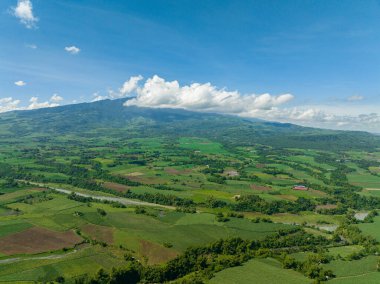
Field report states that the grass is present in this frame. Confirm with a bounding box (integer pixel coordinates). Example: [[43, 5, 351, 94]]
[[323, 256, 379, 279], [209, 258, 310, 284], [1, 131, 380, 282], [358, 216, 380, 242], [0, 247, 125, 283], [330, 272, 380, 284], [179, 137, 227, 154], [327, 245, 364, 258], [0, 220, 32, 238]]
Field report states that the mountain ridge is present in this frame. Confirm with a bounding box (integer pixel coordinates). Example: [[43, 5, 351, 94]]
[[0, 98, 378, 151]]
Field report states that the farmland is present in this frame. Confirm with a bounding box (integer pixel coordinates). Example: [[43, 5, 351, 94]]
[[0, 100, 379, 282]]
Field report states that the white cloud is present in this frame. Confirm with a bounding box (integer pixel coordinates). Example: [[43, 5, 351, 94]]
[[14, 80, 26, 86], [26, 97, 59, 110], [101, 76, 144, 99], [124, 75, 294, 114], [119, 75, 143, 96], [120, 75, 380, 132], [0, 93, 62, 114], [0, 97, 21, 112], [92, 92, 107, 102], [65, 46, 80, 55], [256, 106, 380, 132], [26, 43, 37, 49], [50, 94, 63, 102], [347, 95, 364, 101], [11, 0, 38, 29]]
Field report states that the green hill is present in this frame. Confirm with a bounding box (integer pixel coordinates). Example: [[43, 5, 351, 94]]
[[0, 98, 378, 151]]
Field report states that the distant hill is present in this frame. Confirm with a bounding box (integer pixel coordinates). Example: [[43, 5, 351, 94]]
[[0, 98, 379, 151]]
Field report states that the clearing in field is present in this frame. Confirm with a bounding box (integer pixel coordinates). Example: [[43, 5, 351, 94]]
[[126, 172, 144, 177], [0, 227, 82, 255], [103, 182, 130, 192], [251, 184, 272, 191], [139, 239, 178, 265], [316, 204, 338, 210], [81, 224, 114, 244], [165, 167, 192, 175]]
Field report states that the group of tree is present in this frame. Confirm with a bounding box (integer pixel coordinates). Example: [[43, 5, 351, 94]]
[[73, 228, 334, 284]]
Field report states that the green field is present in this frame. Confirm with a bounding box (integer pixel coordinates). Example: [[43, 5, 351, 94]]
[[209, 258, 311, 284], [0, 100, 380, 282], [358, 216, 380, 241]]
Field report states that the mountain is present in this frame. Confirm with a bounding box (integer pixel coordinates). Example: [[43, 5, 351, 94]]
[[0, 98, 378, 151]]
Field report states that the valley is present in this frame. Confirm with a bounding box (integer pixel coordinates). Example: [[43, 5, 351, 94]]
[[0, 100, 380, 283]]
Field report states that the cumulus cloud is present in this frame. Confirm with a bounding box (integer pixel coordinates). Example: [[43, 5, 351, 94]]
[[14, 80, 26, 86], [124, 75, 294, 114], [65, 46, 80, 55], [257, 106, 380, 132], [26, 97, 59, 110], [120, 75, 143, 96], [11, 0, 38, 29], [0, 94, 63, 113], [92, 92, 107, 102], [0, 97, 21, 112], [119, 75, 380, 132], [347, 95, 364, 101], [50, 94, 63, 102]]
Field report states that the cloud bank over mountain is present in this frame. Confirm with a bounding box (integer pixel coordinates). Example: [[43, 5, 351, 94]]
[[2, 74, 379, 132], [116, 75, 379, 132], [123, 75, 294, 115]]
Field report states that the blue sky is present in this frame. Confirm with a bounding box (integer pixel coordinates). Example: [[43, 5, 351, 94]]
[[1, 0, 380, 131]]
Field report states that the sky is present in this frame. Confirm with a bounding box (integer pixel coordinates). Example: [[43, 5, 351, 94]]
[[1, 0, 380, 132]]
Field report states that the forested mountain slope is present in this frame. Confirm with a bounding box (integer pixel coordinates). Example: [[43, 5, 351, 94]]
[[0, 98, 378, 151]]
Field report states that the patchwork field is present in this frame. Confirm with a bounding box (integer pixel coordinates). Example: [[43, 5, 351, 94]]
[[0, 104, 380, 282], [0, 227, 82, 255]]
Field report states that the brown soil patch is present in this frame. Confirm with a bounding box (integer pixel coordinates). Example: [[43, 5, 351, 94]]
[[316, 204, 338, 210], [224, 170, 239, 177], [139, 240, 178, 265], [126, 172, 144, 177], [81, 224, 113, 244], [0, 227, 82, 255], [165, 168, 191, 175], [278, 195, 298, 201], [127, 176, 165, 185], [103, 182, 130, 192], [30, 187, 48, 191], [251, 184, 272, 191], [256, 164, 266, 168], [309, 189, 327, 197]]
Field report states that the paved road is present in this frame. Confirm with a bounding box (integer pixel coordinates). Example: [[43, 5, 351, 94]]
[[0, 250, 78, 264], [25, 181, 174, 209]]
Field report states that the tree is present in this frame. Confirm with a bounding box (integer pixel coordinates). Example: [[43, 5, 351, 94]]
[[109, 263, 141, 284], [282, 255, 298, 269]]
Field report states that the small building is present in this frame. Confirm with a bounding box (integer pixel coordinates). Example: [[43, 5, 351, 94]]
[[293, 185, 308, 190]]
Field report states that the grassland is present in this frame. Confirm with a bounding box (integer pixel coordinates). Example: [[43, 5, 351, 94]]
[[0, 186, 292, 281], [358, 216, 380, 241], [209, 258, 311, 284], [0, 101, 380, 282]]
